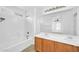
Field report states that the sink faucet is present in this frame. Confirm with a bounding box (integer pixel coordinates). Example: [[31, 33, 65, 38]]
[[67, 36, 73, 39]]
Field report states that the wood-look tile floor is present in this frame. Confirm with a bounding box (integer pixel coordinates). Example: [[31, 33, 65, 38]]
[[22, 45, 35, 52]]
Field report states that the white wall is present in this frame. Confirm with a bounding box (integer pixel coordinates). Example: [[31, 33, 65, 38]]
[[36, 6, 51, 34], [76, 7, 79, 35]]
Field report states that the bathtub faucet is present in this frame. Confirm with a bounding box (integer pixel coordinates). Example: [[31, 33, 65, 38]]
[[26, 32, 30, 40]]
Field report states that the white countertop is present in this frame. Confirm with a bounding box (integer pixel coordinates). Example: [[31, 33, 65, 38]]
[[35, 32, 79, 47]]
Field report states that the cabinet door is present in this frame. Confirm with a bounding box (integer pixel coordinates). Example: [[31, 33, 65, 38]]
[[76, 47, 79, 52], [72, 46, 78, 52], [42, 39, 50, 52], [55, 42, 75, 52], [49, 40, 55, 52], [35, 37, 42, 52], [42, 39, 55, 52]]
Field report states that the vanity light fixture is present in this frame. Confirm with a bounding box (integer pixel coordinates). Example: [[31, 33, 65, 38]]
[[44, 6, 66, 13]]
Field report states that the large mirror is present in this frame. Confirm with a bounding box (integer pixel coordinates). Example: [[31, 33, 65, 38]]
[[38, 6, 78, 36]]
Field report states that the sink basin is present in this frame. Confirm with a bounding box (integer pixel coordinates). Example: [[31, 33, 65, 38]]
[[39, 32, 56, 38], [63, 36, 78, 43]]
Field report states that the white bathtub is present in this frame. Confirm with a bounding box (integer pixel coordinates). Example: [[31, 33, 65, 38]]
[[0, 38, 33, 52]]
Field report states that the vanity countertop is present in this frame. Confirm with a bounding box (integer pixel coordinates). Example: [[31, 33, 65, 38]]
[[35, 32, 79, 47]]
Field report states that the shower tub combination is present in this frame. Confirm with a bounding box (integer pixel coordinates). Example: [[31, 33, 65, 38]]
[[0, 7, 34, 52]]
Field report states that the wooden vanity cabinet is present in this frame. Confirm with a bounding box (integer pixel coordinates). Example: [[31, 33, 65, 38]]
[[35, 37, 43, 51], [35, 36, 78, 52]]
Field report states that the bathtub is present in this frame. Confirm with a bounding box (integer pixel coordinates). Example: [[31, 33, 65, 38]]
[[0, 38, 33, 52]]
